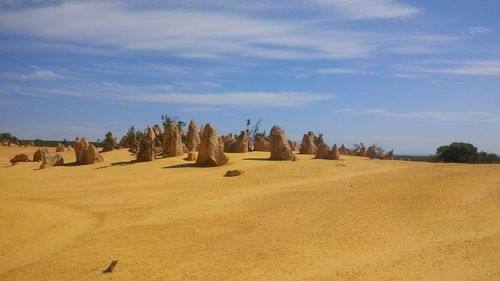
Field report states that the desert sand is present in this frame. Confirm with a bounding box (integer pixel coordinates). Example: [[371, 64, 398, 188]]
[[0, 146, 499, 280]]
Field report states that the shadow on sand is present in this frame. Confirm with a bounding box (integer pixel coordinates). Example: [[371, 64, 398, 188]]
[[162, 163, 197, 169], [242, 157, 271, 161], [95, 160, 138, 170]]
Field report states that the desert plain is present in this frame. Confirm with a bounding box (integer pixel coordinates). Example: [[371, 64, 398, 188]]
[[0, 146, 499, 281]]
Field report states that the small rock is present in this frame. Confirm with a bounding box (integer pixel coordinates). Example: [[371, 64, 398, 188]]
[[40, 154, 64, 169], [225, 169, 244, 177], [10, 154, 29, 164]]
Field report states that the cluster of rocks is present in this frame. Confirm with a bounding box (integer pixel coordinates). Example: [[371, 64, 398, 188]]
[[8, 147, 65, 169], [332, 143, 395, 160], [55, 143, 66, 152], [134, 119, 202, 163], [253, 135, 270, 151], [74, 137, 103, 165], [300, 131, 318, 155], [222, 131, 249, 153], [315, 143, 340, 160]]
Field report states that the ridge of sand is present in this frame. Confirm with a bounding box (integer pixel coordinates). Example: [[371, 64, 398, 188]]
[[0, 147, 499, 280]]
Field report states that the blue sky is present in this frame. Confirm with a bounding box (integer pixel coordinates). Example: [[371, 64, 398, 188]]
[[1, 0, 499, 154]]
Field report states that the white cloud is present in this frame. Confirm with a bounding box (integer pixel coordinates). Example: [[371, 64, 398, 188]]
[[0, 2, 452, 60], [200, 81, 221, 88], [316, 67, 364, 74], [392, 73, 427, 78], [2, 69, 66, 80], [467, 26, 492, 35], [334, 108, 500, 123], [1, 81, 332, 107], [309, 0, 420, 20], [399, 60, 500, 76]]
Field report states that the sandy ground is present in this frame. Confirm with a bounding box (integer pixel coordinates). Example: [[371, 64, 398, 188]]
[[0, 146, 499, 281]]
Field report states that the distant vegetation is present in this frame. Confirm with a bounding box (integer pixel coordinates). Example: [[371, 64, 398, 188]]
[[0, 132, 19, 144], [1, 132, 102, 147], [435, 142, 500, 164], [161, 115, 185, 129]]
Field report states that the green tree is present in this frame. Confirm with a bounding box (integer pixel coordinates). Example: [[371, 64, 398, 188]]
[[126, 126, 138, 153], [435, 142, 479, 163], [161, 115, 185, 129], [102, 131, 116, 152]]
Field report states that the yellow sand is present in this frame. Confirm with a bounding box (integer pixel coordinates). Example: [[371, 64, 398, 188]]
[[0, 146, 499, 280]]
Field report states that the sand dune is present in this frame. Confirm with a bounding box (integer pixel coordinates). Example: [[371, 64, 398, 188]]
[[0, 147, 499, 280]]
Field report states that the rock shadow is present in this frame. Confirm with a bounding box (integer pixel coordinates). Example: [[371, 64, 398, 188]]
[[162, 163, 197, 169], [242, 157, 271, 161]]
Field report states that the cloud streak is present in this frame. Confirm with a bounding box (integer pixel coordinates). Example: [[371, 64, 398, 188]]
[[2, 69, 66, 80], [0, 2, 454, 60], [310, 0, 420, 20], [398, 60, 500, 76], [334, 108, 500, 123], [1, 81, 332, 107]]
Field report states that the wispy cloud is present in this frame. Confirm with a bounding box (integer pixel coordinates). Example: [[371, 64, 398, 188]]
[[2, 69, 66, 80], [316, 67, 365, 74], [1, 81, 332, 107], [200, 81, 222, 88], [467, 26, 492, 35], [392, 73, 427, 78], [398, 60, 500, 76], [0, 2, 452, 60], [310, 0, 420, 20], [334, 108, 500, 123]]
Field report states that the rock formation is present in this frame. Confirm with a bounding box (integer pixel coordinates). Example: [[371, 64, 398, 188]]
[[269, 126, 295, 161], [315, 143, 330, 159], [162, 122, 183, 157], [74, 137, 104, 165], [55, 143, 65, 152], [229, 131, 249, 153], [195, 123, 228, 167], [33, 148, 48, 162], [10, 154, 29, 164], [186, 120, 201, 152], [137, 128, 155, 162], [187, 151, 196, 161], [152, 124, 162, 143], [300, 131, 318, 154], [222, 134, 236, 152], [119, 135, 129, 148], [288, 140, 299, 152], [329, 144, 341, 160], [254, 135, 270, 151], [39, 154, 64, 169]]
